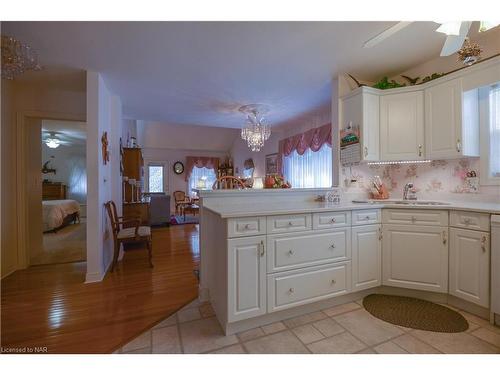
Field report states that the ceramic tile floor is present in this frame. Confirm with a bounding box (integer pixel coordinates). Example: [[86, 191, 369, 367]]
[[116, 299, 500, 354]]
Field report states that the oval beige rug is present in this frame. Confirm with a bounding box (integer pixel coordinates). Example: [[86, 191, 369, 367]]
[[363, 294, 469, 333]]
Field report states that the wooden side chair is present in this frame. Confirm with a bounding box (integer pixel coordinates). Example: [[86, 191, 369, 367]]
[[105, 201, 153, 272], [173, 190, 189, 215]]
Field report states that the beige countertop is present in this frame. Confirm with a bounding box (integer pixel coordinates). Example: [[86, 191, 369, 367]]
[[202, 200, 500, 218]]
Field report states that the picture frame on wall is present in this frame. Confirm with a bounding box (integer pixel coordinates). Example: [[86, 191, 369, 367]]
[[265, 153, 279, 175]]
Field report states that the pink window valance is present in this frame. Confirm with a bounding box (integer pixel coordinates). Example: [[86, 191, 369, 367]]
[[277, 123, 332, 174], [185, 156, 220, 182]]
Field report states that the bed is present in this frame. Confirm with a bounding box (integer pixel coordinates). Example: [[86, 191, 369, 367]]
[[42, 199, 81, 232]]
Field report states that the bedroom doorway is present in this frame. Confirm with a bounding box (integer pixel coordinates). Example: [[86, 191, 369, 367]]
[[30, 119, 87, 266]]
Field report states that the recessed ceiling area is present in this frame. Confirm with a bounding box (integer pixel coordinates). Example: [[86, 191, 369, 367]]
[[3, 21, 499, 128]]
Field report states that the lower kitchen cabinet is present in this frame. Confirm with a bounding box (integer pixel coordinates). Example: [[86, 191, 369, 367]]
[[352, 224, 381, 291], [227, 236, 267, 322], [449, 228, 490, 308], [382, 224, 448, 293]]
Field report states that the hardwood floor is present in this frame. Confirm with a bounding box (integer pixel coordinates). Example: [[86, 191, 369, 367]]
[[1, 224, 200, 353]]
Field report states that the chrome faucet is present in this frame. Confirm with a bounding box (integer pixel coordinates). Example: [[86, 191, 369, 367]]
[[403, 183, 416, 200]]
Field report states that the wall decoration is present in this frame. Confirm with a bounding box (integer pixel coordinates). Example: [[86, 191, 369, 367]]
[[458, 38, 482, 66], [173, 161, 184, 175], [101, 131, 109, 165], [401, 75, 420, 85], [41, 158, 57, 174], [265, 153, 279, 175]]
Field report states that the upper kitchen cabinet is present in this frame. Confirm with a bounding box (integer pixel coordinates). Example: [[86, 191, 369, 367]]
[[380, 91, 424, 161], [339, 88, 380, 161], [425, 78, 479, 159]]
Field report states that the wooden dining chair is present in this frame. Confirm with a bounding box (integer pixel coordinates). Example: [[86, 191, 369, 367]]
[[105, 201, 153, 272], [173, 190, 189, 215]]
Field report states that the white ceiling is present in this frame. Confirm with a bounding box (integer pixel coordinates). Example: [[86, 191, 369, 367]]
[[1, 21, 490, 128]]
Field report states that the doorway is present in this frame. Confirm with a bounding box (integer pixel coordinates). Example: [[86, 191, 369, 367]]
[[25, 118, 87, 266]]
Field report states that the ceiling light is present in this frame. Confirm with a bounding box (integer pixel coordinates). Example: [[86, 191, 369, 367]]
[[1, 35, 42, 80], [435, 22, 462, 36], [239, 104, 271, 152], [479, 21, 500, 32], [45, 137, 61, 149], [366, 160, 432, 166]]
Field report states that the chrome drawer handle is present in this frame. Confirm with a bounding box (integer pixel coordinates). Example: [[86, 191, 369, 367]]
[[244, 224, 251, 229], [463, 218, 471, 225], [288, 250, 294, 256], [260, 240, 265, 257], [481, 236, 487, 252], [330, 243, 336, 249], [288, 221, 293, 226], [365, 216, 370, 220], [411, 216, 417, 223], [364, 146, 368, 157], [289, 288, 294, 294], [331, 279, 336, 285], [418, 144, 423, 157], [456, 139, 461, 153], [442, 230, 447, 245], [331, 218, 337, 223]]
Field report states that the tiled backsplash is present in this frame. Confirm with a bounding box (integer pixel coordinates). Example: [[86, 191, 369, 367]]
[[342, 158, 500, 203]]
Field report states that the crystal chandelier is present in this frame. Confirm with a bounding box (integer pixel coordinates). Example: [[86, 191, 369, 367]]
[[1, 35, 42, 80], [239, 104, 271, 152]]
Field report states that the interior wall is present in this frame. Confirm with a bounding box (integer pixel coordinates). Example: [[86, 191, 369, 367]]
[[86, 72, 122, 283], [42, 143, 87, 203], [1, 77, 86, 279]]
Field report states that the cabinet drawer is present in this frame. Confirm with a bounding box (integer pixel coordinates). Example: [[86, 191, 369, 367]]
[[313, 211, 351, 229], [227, 216, 266, 238], [267, 214, 312, 234], [382, 209, 448, 226], [267, 262, 351, 312], [450, 211, 490, 232], [267, 228, 351, 273], [352, 209, 381, 225]]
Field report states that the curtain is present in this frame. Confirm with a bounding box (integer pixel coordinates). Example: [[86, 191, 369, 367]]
[[490, 85, 500, 177], [278, 123, 331, 175], [283, 143, 332, 188], [185, 156, 219, 182], [188, 166, 217, 196]]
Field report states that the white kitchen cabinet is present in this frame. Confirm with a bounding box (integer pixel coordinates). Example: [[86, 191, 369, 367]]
[[382, 224, 448, 293], [425, 78, 479, 159], [352, 224, 381, 291], [340, 88, 380, 161], [380, 91, 425, 160], [449, 228, 490, 308], [227, 236, 267, 322]]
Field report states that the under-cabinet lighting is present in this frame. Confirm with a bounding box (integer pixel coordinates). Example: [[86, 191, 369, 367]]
[[366, 160, 432, 165]]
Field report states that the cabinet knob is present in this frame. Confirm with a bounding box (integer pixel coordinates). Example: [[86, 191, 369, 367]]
[[331, 218, 337, 223], [331, 279, 336, 285], [411, 216, 417, 223], [244, 224, 250, 229], [442, 230, 447, 245], [288, 221, 293, 226], [330, 243, 336, 249], [289, 288, 295, 294], [288, 250, 294, 256], [463, 218, 471, 225], [365, 215, 370, 220]]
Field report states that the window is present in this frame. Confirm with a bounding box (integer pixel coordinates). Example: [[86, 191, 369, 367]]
[[148, 164, 165, 193], [489, 85, 500, 178], [283, 143, 332, 188], [188, 166, 217, 196], [480, 84, 500, 185]]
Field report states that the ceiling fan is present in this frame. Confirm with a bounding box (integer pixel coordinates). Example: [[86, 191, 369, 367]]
[[42, 131, 71, 148], [363, 21, 499, 56]]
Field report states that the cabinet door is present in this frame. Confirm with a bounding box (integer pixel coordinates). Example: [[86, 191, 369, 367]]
[[340, 90, 380, 161], [449, 228, 490, 308], [425, 79, 463, 159], [380, 91, 424, 160], [227, 236, 267, 322], [382, 224, 448, 292], [352, 224, 381, 291]]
